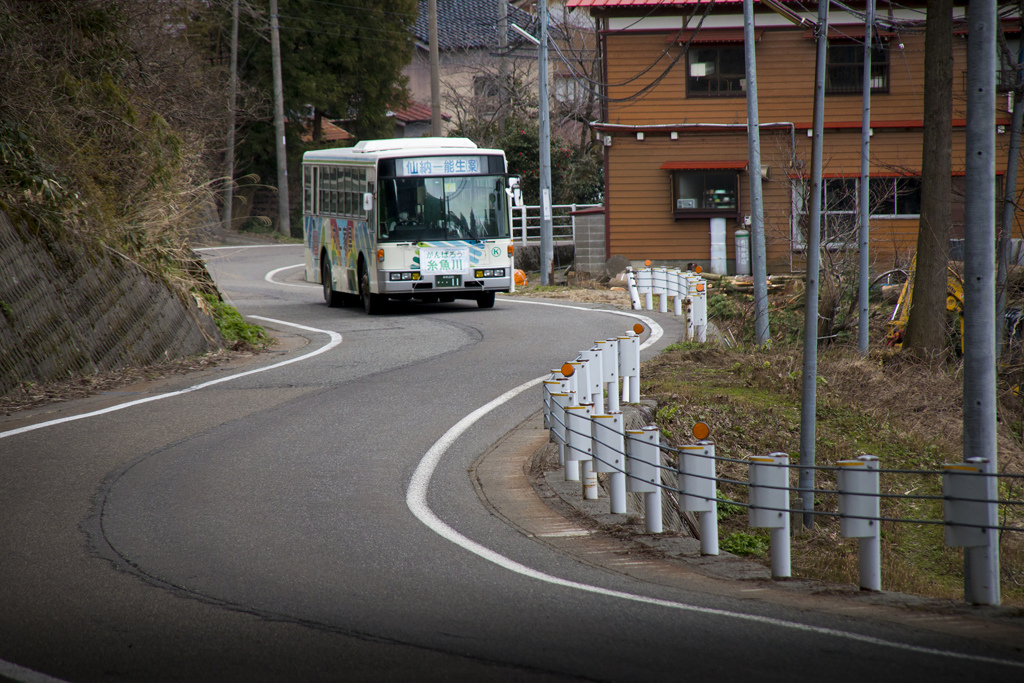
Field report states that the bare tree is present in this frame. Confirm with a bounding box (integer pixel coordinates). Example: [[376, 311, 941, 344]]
[[903, 0, 953, 357]]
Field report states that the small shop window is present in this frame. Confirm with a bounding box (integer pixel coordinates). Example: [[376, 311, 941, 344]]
[[827, 42, 889, 94], [671, 169, 739, 215], [686, 45, 746, 97]]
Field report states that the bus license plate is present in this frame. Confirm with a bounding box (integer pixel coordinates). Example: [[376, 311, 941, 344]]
[[435, 274, 461, 288]]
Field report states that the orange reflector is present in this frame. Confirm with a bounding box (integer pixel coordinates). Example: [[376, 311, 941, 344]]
[[644, 259, 651, 267], [692, 422, 710, 440], [507, 244, 515, 256], [633, 323, 644, 335], [694, 265, 703, 274], [376, 249, 385, 262], [696, 283, 705, 292], [561, 363, 575, 377]]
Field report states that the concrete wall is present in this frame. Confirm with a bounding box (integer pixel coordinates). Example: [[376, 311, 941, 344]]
[[0, 211, 222, 395]]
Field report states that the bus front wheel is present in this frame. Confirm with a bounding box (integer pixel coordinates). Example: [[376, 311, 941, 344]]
[[323, 259, 343, 308], [360, 263, 387, 315], [477, 291, 495, 309]]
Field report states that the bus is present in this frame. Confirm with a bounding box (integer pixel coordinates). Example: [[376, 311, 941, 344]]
[[302, 137, 519, 314]]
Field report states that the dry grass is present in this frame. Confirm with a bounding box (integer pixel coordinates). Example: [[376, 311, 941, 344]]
[[643, 336, 1024, 605]]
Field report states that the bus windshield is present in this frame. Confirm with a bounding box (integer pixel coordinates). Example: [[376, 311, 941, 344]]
[[378, 175, 509, 243]]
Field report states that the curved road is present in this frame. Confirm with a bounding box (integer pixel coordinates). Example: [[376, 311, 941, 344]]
[[1, 244, 1022, 682]]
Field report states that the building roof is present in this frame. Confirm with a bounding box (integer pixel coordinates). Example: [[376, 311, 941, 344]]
[[388, 102, 450, 124], [413, 0, 534, 51]]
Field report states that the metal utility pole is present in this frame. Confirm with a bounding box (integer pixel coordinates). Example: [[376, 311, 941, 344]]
[[224, 0, 239, 233], [498, 0, 508, 126], [538, 0, 553, 285], [998, 42, 1023, 362], [857, 0, 874, 355], [798, 0, 829, 530], [742, 0, 769, 346], [962, 0, 1000, 606], [429, 0, 442, 136], [269, 0, 290, 237]]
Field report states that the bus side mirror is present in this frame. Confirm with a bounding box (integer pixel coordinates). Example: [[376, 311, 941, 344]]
[[363, 192, 373, 211], [507, 176, 523, 207]]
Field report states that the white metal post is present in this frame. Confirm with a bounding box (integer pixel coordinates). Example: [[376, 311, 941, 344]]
[[670, 269, 684, 317], [837, 455, 881, 591], [578, 348, 604, 415], [618, 333, 639, 404], [549, 392, 570, 467], [626, 267, 642, 310], [626, 426, 662, 533], [593, 413, 627, 514], [637, 268, 653, 310], [564, 404, 593, 483], [679, 442, 718, 555], [749, 453, 791, 578], [944, 458, 1000, 604], [655, 267, 668, 313], [597, 339, 620, 413]]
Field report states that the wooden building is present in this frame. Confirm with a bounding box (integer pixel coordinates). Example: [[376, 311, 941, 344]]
[[566, 0, 1021, 275]]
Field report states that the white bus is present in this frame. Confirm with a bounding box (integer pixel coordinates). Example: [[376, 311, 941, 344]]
[[302, 137, 519, 314]]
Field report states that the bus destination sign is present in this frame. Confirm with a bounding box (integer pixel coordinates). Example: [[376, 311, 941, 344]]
[[399, 156, 484, 177]]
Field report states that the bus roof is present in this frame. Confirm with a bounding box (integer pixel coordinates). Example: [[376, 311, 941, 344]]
[[302, 137, 504, 163]]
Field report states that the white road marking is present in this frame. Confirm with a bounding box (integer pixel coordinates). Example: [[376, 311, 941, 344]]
[[264, 263, 316, 288], [405, 305, 1024, 672], [0, 317, 340, 440]]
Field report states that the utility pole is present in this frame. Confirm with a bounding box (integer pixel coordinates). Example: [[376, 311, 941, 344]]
[[224, 0, 239, 233], [429, 0, 442, 137], [998, 39, 1023, 362], [857, 0, 874, 355], [799, 0, 829, 530], [962, 0, 999, 606], [742, 0, 769, 346], [269, 0, 290, 237], [498, 0, 508, 127], [538, 0, 553, 285]]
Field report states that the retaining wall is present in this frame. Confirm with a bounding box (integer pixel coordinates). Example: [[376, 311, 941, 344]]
[[0, 211, 222, 395]]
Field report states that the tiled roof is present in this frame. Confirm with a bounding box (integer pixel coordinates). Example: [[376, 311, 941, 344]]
[[413, 0, 534, 51], [389, 102, 450, 123], [300, 118, 353, 143]]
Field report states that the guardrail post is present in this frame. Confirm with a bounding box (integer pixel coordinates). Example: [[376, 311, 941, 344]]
[[549, 391, 571, 468], [626, 267, 642, 310], [693, 277, 707, 342], [595, 339, 619, 413], [679, 442, 718, 555], [569, 360, 589, 405], [617, 332, 640, 404], [542, 377, 568, 429], [837, 455, 881, 591], [593, 412, 627, 513], [637, 267, 653, 310], [654, 267, 668, 313], [626, 426, 662, 533], [749, 452, 791, 578], [670, 269, 684, 317], [566, 404, 594, 495], [944, 458, 1000, 605], [578, 348, 604, 415]]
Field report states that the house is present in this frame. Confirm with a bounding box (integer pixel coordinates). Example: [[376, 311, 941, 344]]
[[566, 0, 1021, 275], [407, 0, 535, 134], [387, 102, 450, 138]]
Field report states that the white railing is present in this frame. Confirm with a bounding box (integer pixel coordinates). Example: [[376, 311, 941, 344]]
[[542, 321, 1021, 604], [512, 203, 601, 245]]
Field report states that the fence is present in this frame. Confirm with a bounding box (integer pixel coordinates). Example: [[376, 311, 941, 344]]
[[542, 321, 1024, 606], [626, 265, 708, 341], [512, 203, 601, 245]]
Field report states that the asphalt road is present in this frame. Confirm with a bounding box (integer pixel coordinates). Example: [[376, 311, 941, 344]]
[[1, 244, 1022, 682]]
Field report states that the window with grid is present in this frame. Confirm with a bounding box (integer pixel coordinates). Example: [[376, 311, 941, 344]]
[[687, 45, 746, 97], [826, 42, 889, 94]]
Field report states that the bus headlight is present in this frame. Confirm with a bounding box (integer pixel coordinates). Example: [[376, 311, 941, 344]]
[[474, 268, 505, 278]]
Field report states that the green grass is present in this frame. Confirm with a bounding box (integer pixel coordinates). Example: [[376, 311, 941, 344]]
[[200, 294, 270, 347]]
